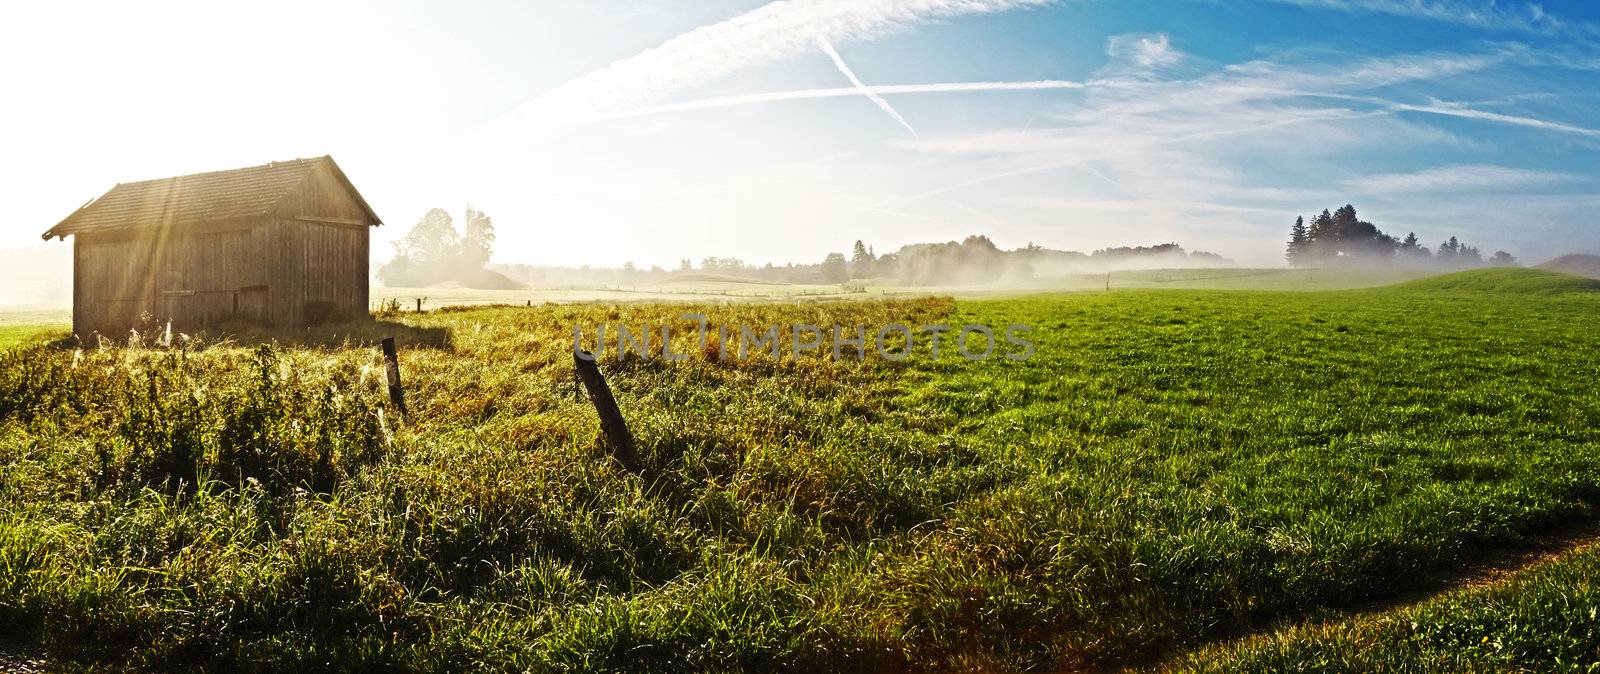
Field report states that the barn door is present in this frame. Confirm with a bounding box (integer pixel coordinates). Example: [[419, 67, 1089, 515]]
[[237, 285, 269, 323], [159, 290, 196, 328]]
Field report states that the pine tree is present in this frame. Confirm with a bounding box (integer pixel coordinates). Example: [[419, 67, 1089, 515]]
[[1437, 236, 1460, 261], [1286, 216, 1308, 267], [1307, 209, 1334, 263], [850, 240, 876, 279], [1397, 232, 1430, 265], [1332, 204, 1359, 237]]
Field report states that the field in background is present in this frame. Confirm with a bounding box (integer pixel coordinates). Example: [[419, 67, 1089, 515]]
[[0, 310, 69, 349], [0, 267, 1454, 340], [378, 266, 1440, 308], [1, 267, 1597, 671]]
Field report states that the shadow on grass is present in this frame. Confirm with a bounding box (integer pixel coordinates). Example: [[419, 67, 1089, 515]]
[[49, 317, 454, 351], [213, 317, 455, 350]]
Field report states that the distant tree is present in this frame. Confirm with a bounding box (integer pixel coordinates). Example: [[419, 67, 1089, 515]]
[[821, 252, 850, 284], [1488, 250, 1519, 267], [1395, 232, 1431, 266], [1437, 236, 1460, 263], [850, 239, 876, 279], [382, 207, 490, 286], [1286, 216, 1308, 267], [1306, 209, 1334, 263], [1399, 231, 1420, 253], [875, 252, 899, 278], [678, 258, 693, 272], [395, 208, 460, 265], [460, 205, 495, 270], [698, 257, 745, 273], [1331, 204, 1358, 234]]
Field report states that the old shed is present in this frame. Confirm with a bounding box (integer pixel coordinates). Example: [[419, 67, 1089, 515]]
[[42, 156, 382, 336]]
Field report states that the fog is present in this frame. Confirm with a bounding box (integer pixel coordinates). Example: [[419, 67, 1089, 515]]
[[0, 245, 72, 309]]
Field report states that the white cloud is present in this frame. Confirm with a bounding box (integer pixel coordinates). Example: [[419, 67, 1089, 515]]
[[1105, 33, 1183, 74], [1267, 0, 1576, 35], [1348, 164, 1583, 193]]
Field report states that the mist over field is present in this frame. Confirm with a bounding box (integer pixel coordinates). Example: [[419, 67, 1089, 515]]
[[0, 246, 70, 308]]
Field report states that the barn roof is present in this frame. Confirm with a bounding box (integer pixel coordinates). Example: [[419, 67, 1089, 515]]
[[41, 155, 382, 240]]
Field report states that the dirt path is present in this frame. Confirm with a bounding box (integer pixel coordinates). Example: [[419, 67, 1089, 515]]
[[1345, 519, 1600, 616], [0, 641, 45, 673], [1134, 519, 1600, 672]]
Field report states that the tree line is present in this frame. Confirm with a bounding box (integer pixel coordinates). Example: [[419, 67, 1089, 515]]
[[495, 236, 1230, 288], [1286, 204, 1517, 269], [378, 206, 1232, 289]]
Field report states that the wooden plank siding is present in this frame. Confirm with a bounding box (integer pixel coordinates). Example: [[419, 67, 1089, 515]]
[[58, 157, 380, 337], [267, 161, 377, 326], [74, 225, 264, 335]]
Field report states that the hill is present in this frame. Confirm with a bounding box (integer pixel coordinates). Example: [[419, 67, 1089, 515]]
[[659, 273, 788, 286], [1391, 267, 1600, 294], [424, 268, 527, 291], [1535, 253, 1600, 280]]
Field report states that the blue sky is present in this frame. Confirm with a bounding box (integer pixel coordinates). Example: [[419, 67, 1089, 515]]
[[2, 0, 1598, 272]]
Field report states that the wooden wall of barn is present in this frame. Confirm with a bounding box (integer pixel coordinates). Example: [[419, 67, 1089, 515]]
[[74, 224, 263, 336], [70, 160, 375, 336], [266, 162, 375, 325], [269, 220, 368, 325]]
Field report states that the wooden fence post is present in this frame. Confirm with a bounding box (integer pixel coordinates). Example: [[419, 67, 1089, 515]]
[[415, 298, 423, 312], [380, 337, 408, 419], [573, 351, 640, 473]]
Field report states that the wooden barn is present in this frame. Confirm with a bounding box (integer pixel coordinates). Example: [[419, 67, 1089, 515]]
[[41, 156, 382, 337]]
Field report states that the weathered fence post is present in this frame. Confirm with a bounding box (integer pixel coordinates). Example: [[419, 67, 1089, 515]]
[[415, 298, 424, 312], [380, 337, 408, 419], [573, 351, 640, 473]]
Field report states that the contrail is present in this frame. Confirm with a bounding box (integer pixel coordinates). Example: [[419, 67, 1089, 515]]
[[1086, 166, 1123, 190], [583, 79, 1090, 124], [1392, 102, 1600, 139], [489, 0, 1052, 132], [817, 36, 918, 137], [896, 157, 1084, 203]]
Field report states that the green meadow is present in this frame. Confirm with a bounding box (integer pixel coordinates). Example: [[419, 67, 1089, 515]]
[[0, 267, 1597, 671], [0, 311, 70, 350]]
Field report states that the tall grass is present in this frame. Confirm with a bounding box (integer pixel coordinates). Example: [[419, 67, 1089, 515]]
[[0, 273, 1596, 671]]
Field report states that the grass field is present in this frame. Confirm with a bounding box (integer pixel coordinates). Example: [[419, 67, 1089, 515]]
[[0, 267, 1597, 671], [374, 267, 1437, 310], [0, 311, 69, 350], [1162, 536, 1600, 672], [0, 267, 1415, 346]]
